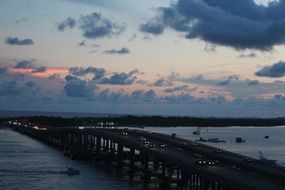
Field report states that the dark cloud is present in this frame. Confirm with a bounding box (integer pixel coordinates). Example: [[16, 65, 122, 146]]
[[57, 17, 76, 31], [96, 89, 157, 103], [140, 0, 285, 50], [100, 69, 140, 85], [14, 60, 34, 69], [130, 90, 157, 102], [64, 75, 97, 98], [0, 80, 22, 96], [153, 79, 173, 87], [217, 75, 239, 85], [14, 60, 47, 73], [48, 73, 61, 80], [140, 20, 164, 35], [255, 61, 285, 78], [103, 47, 130, 55], [5, 37, 34, 46], [32, 66, 47, 73], [0, 80, 41, 97], [79, 12, 126, 39], [69, 67, 106, 80], [25, 81, 41, 93]]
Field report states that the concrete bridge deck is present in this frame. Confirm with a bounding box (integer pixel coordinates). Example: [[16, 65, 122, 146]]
[[9, 124, 285, 190]]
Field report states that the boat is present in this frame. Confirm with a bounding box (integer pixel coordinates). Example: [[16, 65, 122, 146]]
[[258, 150, 277, 164], [193, 127, 201, 135], [235, 137, 245, 143], [60, 167, 80, 175]]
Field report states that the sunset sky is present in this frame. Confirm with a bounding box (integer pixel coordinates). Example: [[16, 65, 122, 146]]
[[1, 0, 285, 117]]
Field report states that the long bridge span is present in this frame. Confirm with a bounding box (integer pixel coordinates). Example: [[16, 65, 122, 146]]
[[8, 122, 285, 190]]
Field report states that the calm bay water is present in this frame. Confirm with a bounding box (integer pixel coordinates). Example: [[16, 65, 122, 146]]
[[144, 126, 285, 166], [1, 126, 285, 190], [0, 128, 137, 190]]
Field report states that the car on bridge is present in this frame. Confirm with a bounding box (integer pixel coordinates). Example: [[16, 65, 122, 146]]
[[243, 158, 254, 163], [195, 160, 216, 166], [159, 143, 166, 148], [121, 131, 128, 136], [214, 149, 223, 153], [148, 144, 156, 149]]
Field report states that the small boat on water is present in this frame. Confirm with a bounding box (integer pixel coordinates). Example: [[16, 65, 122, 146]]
[[193, 130, 200, 135], [193, 127, 201, 135], [258, 150, 277, 164], [60, 167, 80, 175]]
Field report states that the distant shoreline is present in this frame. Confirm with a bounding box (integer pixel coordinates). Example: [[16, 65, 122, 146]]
[[2, 115, 285, 127]]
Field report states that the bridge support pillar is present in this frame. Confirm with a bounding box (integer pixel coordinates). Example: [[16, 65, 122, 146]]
[[142, 154, 150, 181], [116, 143, 123, 171], [95, 136, 101, 161], [200, 178, 211, 190], [129, 148, 135, 180]]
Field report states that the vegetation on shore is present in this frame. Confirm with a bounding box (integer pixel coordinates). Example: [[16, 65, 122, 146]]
[[2, 115, 285, 127]]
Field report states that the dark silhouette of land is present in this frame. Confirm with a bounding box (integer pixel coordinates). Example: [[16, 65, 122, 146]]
[[2, 115, 285, 127]]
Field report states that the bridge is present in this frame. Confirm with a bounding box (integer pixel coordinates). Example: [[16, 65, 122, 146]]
[[8, 122, 285, 190]]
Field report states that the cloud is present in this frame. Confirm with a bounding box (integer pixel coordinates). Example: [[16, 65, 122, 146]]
[[32, 66, 47, 73], [140, 0, 285, 50], [25, 81, 41, 93], [0, 67, 8, 74], [5, 37, 34, 46], [0, 80, 40, 97], [239, 52, 257, 58], [247, 79, 259, 85], [64, 75, 97, 98], [164, 85, 191, 93], [48, 73, 61, 80], [103, 47, 130, 55], [79, 12, 126, 39], [14, 60, 34, 69], [78, 40, 100, 48], [100, 69, 140, 85], [14, 60, 48, 73], [57, 17, 76, 31], [140, 20, 165, 35], [130, 90, 157, 103], [255, 61, 285, 78], [69, 67, 106, 80], [153, 78, 173, 87], [217, 75, 239, 85], [78, 40, 86, 46], [0, 80, 21, 96], [204, 43, 216, 52]]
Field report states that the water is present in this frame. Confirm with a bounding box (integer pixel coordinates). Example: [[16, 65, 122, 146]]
[[0, 128, 137, 190], [144, 126, 285, 166], [1, 126, 285, 190]]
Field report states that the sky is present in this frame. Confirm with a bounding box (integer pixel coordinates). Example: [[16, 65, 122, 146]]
[[1, 0, 285, 117]]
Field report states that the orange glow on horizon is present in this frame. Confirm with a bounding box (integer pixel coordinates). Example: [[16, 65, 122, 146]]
[[9, 67, 69, 78]]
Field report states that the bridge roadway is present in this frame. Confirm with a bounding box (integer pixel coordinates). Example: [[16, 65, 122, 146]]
[[129, 129, 285, 183], [87, 128, 285, 190], [10, 124, 285, 190]]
